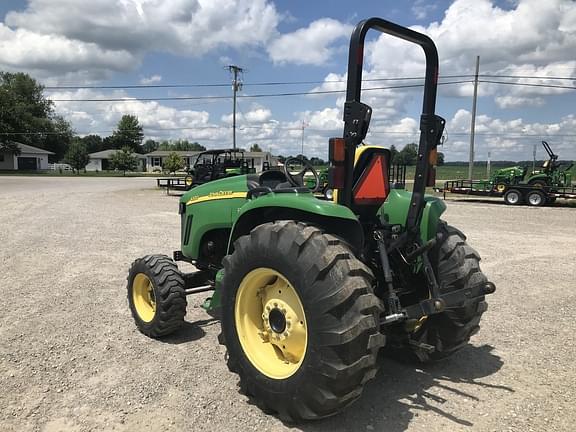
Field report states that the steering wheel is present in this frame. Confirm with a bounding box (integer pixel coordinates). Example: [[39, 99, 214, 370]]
[[283, 157, 320, 192]]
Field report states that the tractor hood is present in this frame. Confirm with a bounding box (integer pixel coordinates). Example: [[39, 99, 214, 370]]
[[493, 166, 523, 176]]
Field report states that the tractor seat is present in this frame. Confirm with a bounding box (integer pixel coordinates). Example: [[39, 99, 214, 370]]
[[246, 171, 305, 193], [258, 170, 293, 189]]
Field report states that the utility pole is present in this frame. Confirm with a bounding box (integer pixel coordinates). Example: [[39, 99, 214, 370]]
[[532, 143, 537, 172], [487, 151, 491, 177], [228, 65, 244, 150], [468, 56, 480, 181], [300, 120, 308, 157]]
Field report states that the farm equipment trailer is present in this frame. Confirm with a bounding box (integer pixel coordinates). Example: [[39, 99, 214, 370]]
[[125, 18, 496, 422], [442, 141, 574, 206], [442, 179, 576, 206]]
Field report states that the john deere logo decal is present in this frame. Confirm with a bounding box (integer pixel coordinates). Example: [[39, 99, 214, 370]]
[[186, 191, 246, 205]]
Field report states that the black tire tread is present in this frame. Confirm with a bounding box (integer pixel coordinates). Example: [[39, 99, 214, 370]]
[[411, 222, 488, 362], [220, 221, 385, 422], [127, 254, 187, 338]]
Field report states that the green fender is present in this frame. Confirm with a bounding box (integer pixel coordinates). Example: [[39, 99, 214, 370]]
[[379, 189, 447, 242], [525, 173, 549, 184], [228, 191, 364, 253]]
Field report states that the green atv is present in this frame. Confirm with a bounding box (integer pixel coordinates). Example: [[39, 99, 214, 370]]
[[127, 18, 496, 422]]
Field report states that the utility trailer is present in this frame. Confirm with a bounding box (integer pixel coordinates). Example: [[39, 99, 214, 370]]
[[156, 177, 189, 192], [442, 179, 576, 206]]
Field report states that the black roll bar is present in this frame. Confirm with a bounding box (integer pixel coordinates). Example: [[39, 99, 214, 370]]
[[541, 141, 557, 160], [339, 18, 445, 235]]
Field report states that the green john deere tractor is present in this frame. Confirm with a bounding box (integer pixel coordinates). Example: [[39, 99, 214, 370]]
[[127, 18, 496, 422], [489, 141, 573, 192]]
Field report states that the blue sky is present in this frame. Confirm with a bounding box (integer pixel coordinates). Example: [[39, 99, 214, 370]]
[[1, 0, 575, 161]]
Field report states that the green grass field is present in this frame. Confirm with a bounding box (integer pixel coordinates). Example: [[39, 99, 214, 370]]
[[408, 164, 576, 182]]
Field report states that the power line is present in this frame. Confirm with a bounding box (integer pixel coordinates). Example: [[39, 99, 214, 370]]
[[41, 73, 576, 91], [481, 74, 576, 81], [2, 125, 576, 139], [47, 80, 473, 102], [41, 74, 474, 90], [479, 80, 576, 90]]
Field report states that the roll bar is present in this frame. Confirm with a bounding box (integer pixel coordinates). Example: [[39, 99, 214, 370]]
[[338, 17, 445, 235], [541, 141, 557, 160]]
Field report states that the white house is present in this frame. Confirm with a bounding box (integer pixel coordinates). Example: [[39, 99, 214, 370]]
[[86, 149, 146, 171], [145, 150, 277, 173], [0, 142, 54, 170]]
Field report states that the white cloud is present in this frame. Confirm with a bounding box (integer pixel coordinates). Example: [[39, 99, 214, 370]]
[[51, 89, 216, 141], [0, 24, 135, 79], [361, 0, 576, 109], [443, 109, 576, 160], [495, 96, 545, 109], [267, 18, 352, 65], [221, 106, 272, 125], [412, 0, 437, 20], [1, 0, 280, 80], [140, 75, 162, 84]]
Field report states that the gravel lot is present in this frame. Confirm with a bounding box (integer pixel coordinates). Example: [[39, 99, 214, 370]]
[[1, 176, 575, 432]]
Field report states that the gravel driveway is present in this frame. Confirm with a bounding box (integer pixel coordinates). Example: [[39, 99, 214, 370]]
[[1, 176, 575, 432]]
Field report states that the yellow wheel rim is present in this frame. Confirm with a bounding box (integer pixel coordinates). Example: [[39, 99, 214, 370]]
[[132, 273, 156, 322], [185, 176, 193, 186], [496, 184, 506, 192], [235, 268, 308, 380]]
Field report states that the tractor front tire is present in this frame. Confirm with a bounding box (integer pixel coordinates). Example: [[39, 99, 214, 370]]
[[220, 221, 384, 421], [127, 255, 187, 338], [406, 223, 488, 362]]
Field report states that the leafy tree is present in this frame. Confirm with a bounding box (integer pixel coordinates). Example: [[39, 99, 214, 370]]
[[64, 140, 90, 174], [250, 143, 263, 152], [0, 71, 70, 158], [437, 151, 445, 166], [102, 136, 116, 150], [142, 139, 159, 153], [389, 145, 398, 165], [157, 140, 205, 151], [82, 135, 103, 153], [111, 115, 143, 152], [309, 156, 325, 166], [110, 146, 138, 175], [43, 115, 74, 161], [189, 142, 206, 151], [395, 143, 418, 166], [163, 152, 185, 174]]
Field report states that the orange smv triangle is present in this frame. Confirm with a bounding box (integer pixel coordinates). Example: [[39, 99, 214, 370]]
[[353, 155, 389, 205]]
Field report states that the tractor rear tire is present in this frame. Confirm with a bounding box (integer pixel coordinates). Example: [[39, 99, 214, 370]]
[[404, 223, 488, 362], [127, 255, 187, 338], [528, 179, 547, 188], [220, 221, 384, 421]]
